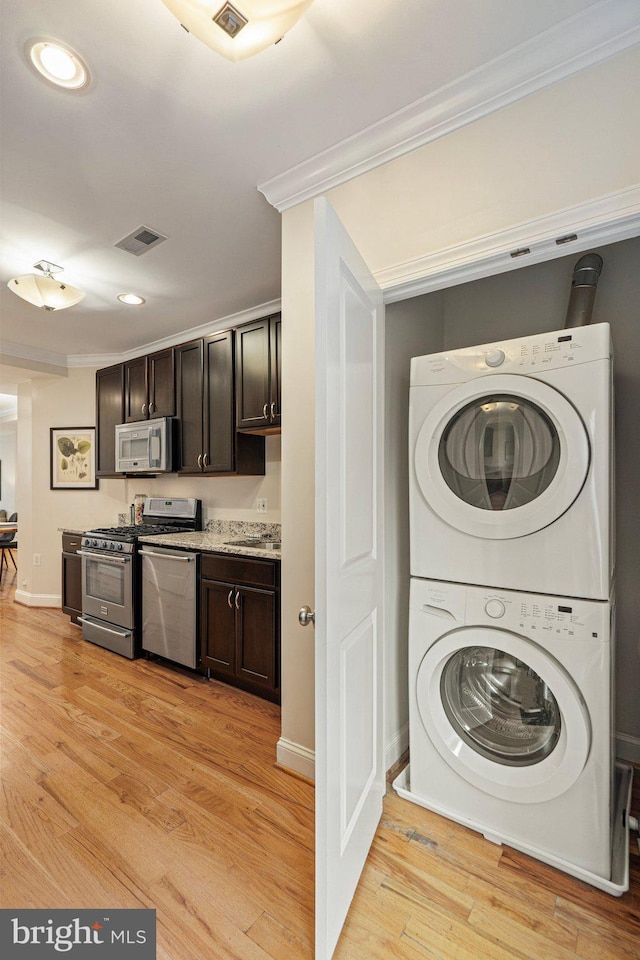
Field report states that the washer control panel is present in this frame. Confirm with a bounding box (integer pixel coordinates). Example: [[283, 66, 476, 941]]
[[410, 578, 610, 644], [467, 587, 608, 643]]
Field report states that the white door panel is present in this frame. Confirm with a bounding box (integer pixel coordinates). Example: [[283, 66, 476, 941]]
[[315, 197, 385, 960]]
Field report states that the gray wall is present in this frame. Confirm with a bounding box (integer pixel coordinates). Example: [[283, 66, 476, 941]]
[[384, 294, 444, 762], [389, 235, 640, 761]]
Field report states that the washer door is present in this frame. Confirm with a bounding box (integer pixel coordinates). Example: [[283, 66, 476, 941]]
[[414, 375, 590, 539], [416, 627, 591, 803]]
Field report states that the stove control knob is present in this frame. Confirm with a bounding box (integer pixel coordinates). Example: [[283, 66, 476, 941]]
[[485, 599, 506, 619], [115, 542, 123, 551], [99, 540, 107, 550], [485, 348, 505, 368]]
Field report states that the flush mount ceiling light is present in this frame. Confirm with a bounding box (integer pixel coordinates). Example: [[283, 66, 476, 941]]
[[161, 1, 314, 62], [26, 39, 89, 89], [7, 261, 86, 311], [117, 293, 146, 305]]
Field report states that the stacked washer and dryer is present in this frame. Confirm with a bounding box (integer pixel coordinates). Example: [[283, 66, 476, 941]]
[[395, 321, 634, 894]]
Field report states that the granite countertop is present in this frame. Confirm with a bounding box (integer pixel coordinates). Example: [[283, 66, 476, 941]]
[[137, 530, 281, 560], [60, 520, 281, 560], [59, 528, 87, 536]]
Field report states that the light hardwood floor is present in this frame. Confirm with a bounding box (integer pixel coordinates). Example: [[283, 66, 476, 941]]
[[1, 567, 638, 959]]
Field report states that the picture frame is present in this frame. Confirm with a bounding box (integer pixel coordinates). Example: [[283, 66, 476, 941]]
[[50, 427, 99, 490]]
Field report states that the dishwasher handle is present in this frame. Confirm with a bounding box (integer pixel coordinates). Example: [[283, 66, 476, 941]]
[[139, 550, 196, 562]]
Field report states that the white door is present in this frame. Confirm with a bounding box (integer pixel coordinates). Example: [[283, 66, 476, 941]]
[[314, 197, 385, 959]]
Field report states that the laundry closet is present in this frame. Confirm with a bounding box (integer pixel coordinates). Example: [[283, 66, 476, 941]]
[[383, 234, 640, 771]]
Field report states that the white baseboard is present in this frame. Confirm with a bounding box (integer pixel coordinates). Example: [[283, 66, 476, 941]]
[[616, 732, 640, 765], [14, 590, 61, 608], [386, 723, 409, 772], [276, 725, 410, 782], [276, 737, 315, 781]]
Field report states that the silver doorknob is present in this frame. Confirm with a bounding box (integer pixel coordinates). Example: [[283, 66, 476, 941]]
[[299, 605, 315, 627]]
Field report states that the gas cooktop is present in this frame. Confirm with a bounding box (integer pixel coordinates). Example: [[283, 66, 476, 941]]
[[86, 524, 189, 542]]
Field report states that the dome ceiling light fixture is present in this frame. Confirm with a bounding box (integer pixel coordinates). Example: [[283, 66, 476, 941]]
[[7, 261, 86, 311], [26, 39, 89, 90], [160, 0, 314, 62]]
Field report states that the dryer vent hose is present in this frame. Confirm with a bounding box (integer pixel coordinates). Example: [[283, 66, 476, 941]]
[[564, 253, 603, 328]]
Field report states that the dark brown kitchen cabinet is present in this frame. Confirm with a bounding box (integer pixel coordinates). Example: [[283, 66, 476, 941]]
[[124, 347, 175, 422], [61, 533, 82, 625], [200, 553, 280, 703], [236, 313, 281, 433], [96, 362, 124, 475], [175, 332, 264, 476]]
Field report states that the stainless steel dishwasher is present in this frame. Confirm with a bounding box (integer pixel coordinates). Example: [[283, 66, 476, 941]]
[[140, 546, 199, 667]]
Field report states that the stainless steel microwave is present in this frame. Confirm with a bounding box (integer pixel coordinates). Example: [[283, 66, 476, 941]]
[[115, 417, 173, 473]]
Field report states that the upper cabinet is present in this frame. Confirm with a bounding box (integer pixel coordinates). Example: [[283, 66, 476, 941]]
[[95, 313, 277, 476], [96, 362, 124, 476], [175, 331, 264, 476], [236, 313, 281, 433], [124, 347, 175, 422]]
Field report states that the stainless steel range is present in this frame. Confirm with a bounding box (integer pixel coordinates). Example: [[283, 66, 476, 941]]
[[79, 497, 202, 658]]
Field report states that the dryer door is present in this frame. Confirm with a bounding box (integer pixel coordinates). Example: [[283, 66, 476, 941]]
[[414, 374, 590, 539], [416, 627, 591, 803]]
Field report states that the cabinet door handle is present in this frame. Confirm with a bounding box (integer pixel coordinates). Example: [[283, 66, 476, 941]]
[[270, 401, 276, 420], [197, 454, 203, 470], [227, 589, 234, 608], [235, 590, 240, 611], [262, 403, 269, 420], [203, 452, 209, 468], [142, 403, 147, 416], [149, 401, 155, 415]]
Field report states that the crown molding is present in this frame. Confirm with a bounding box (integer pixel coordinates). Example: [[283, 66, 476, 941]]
[[259, 1, 640, 212], [0, 340, 69, 377], [379, 184, 640, 301]]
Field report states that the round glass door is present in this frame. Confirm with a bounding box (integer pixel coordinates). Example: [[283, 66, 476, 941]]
[[440, 646, 561, 766], [413, 374, 590, 540], [439, 395, 561, 512], [415, 627, 591, 802]]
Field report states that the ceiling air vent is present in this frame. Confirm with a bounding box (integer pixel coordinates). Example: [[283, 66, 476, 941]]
[[114, 226, 167, 256]]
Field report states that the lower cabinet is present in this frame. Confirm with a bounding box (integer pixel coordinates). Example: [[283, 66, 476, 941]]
[[200, 553, 280, 703], [61, 533, 82, 625]]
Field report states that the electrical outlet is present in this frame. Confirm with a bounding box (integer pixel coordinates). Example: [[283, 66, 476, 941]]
[[33, 554, 41, 566], [256, 498, 267, 514]]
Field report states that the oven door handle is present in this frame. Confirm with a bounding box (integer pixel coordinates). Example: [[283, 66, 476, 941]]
[[78, 550, 131, 564], [139, 550, 195, 562]]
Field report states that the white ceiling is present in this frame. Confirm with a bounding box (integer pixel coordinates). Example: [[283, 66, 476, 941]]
[[0, 0, 632, 379]]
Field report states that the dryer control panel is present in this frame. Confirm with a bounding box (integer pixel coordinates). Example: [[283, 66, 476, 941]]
[[410, 322, 611, 386]]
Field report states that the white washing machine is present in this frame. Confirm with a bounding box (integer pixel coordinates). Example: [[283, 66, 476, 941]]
[[398, 577, 626, 891], [409, 323, 613, 599]]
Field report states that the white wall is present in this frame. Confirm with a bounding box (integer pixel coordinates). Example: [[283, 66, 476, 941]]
[[277, 200, 317, 777], [16, 368, 281, 606], [279, 45, 640, 772]]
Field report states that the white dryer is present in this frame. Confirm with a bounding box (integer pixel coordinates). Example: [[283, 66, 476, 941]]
[[409, 323, 613, 599], [400, 577, 623, 891]]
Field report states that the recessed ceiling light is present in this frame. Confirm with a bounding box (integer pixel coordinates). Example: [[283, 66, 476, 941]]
[[117, 293, 146, 306], [27, 39, 89, 90]]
